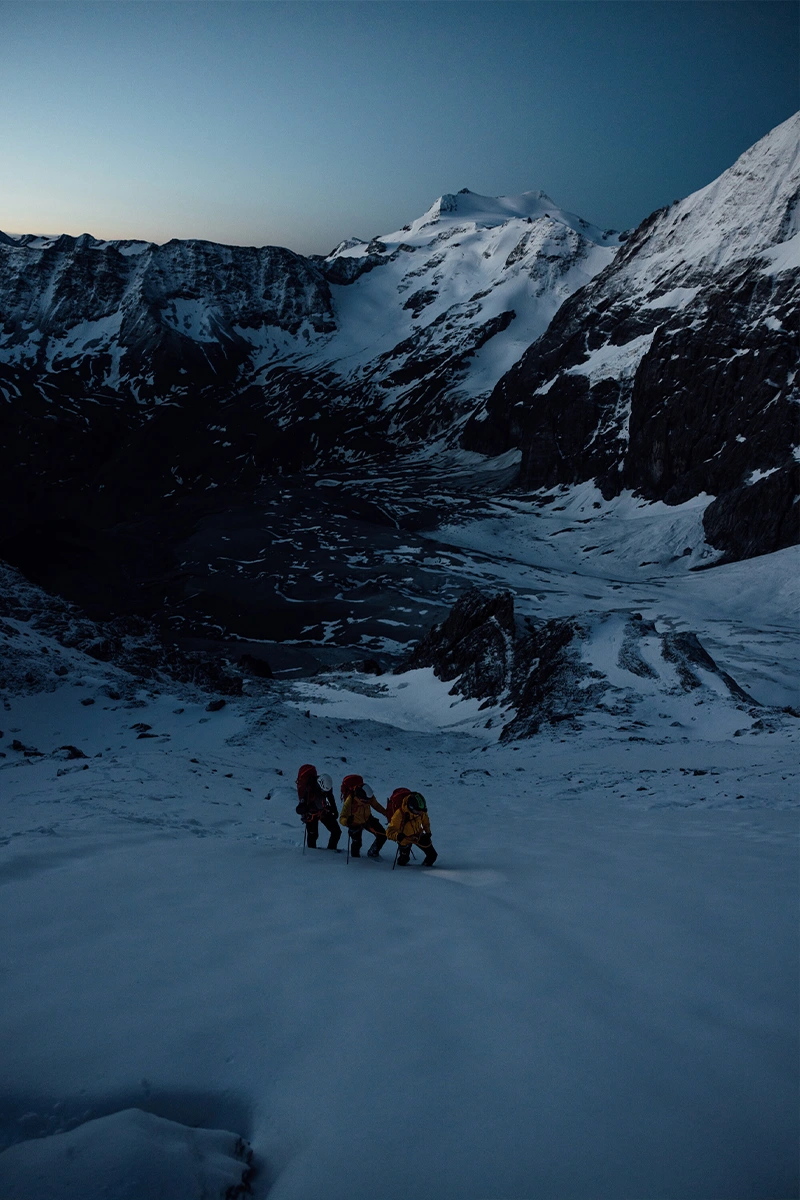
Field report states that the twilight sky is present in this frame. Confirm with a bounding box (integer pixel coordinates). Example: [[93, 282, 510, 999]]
[[2, 1, 797, 255]]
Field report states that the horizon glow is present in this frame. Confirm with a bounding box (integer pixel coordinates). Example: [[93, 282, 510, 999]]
[[1, 1, 797, 255]]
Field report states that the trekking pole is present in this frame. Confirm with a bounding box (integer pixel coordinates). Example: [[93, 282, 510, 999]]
[[392, 843, 399, 871], [302, 825, 307, 855], [346, 828, 350, 865]]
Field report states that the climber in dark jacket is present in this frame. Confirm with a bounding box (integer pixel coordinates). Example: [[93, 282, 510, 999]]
[[296, 764, 341, 850]]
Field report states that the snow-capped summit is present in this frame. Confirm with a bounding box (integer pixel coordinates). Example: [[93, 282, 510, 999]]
[[412, 187, 618, 243], [297, 185, 620, 450], [328, 187, 618, 259], [326, 235, 368, 258]]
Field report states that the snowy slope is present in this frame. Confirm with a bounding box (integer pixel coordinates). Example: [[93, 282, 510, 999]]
[[0, 541, 797, 1199]]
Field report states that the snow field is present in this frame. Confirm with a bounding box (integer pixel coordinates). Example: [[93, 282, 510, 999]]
[[1, 509, 798, 1198], [1, 660, 797, 1198]]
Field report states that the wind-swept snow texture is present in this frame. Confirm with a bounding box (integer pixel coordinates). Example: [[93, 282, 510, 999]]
[[1, 536, 797, 1199], [467, 112, 800, 562]]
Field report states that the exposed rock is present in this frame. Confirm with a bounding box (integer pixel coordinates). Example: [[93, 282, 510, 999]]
[[660, 631, 755, 702], [0, 561, 245, 700], [238, 653, 273, 679], [502, 618, 597, 739], [398, 589, 759, 739], [397, 588, 587, 734], [358, 658, 383, 676], [403, 288, 439, 317], [397, 588, 515, 702], [55, 745, 88, 760], [701, 464, 800, 562], [314, 250, 388, 285], [11, 739, 42, 755]]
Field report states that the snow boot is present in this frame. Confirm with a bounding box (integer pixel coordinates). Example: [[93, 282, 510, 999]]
[[421, 849, 438, 867], [367, 844, 382, 859], [397, 846, 411, 866]]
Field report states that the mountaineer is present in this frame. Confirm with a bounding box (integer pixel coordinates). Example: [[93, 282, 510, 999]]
[[339, 773, 388, 859], [386, 791, 437, 866], [296, 764, 341, 851]]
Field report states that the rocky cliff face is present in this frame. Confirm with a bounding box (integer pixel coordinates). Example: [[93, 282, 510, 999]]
[[398, 588, 762, 740], [0, 235, 337, 540], [0, 233, 335, 388], [463, 113, 800, 561]]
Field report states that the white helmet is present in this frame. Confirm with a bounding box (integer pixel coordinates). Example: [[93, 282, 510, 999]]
[[317, 773, 333, 792], [362, 783, 374, 799]]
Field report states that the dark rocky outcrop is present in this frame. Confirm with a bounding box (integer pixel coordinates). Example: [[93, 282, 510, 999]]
[[503, 618, 597, 739], [237, 653, 274, 679], [398, 588, 757, 739], [660, 631, 754, 702], [398, 589, 515, 701], [396, 587, 588, 736], [701, 464, 800, 562]]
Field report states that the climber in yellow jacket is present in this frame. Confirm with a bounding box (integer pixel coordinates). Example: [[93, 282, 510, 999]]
[[386, 791, 438, 866], [339, 773, 388, 858]]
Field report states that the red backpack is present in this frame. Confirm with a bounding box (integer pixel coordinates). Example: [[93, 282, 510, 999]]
[[386, 787, 412, 822], [296, 763, 319, 801], [340, 773, 364, 801]]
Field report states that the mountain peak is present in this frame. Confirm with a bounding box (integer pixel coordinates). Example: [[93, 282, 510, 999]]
[[396, 188, 617, 247], [620, 110, 800, 286]]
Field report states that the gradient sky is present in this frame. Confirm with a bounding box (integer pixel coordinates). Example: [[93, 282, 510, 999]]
[[2, 1, 797, 254]]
